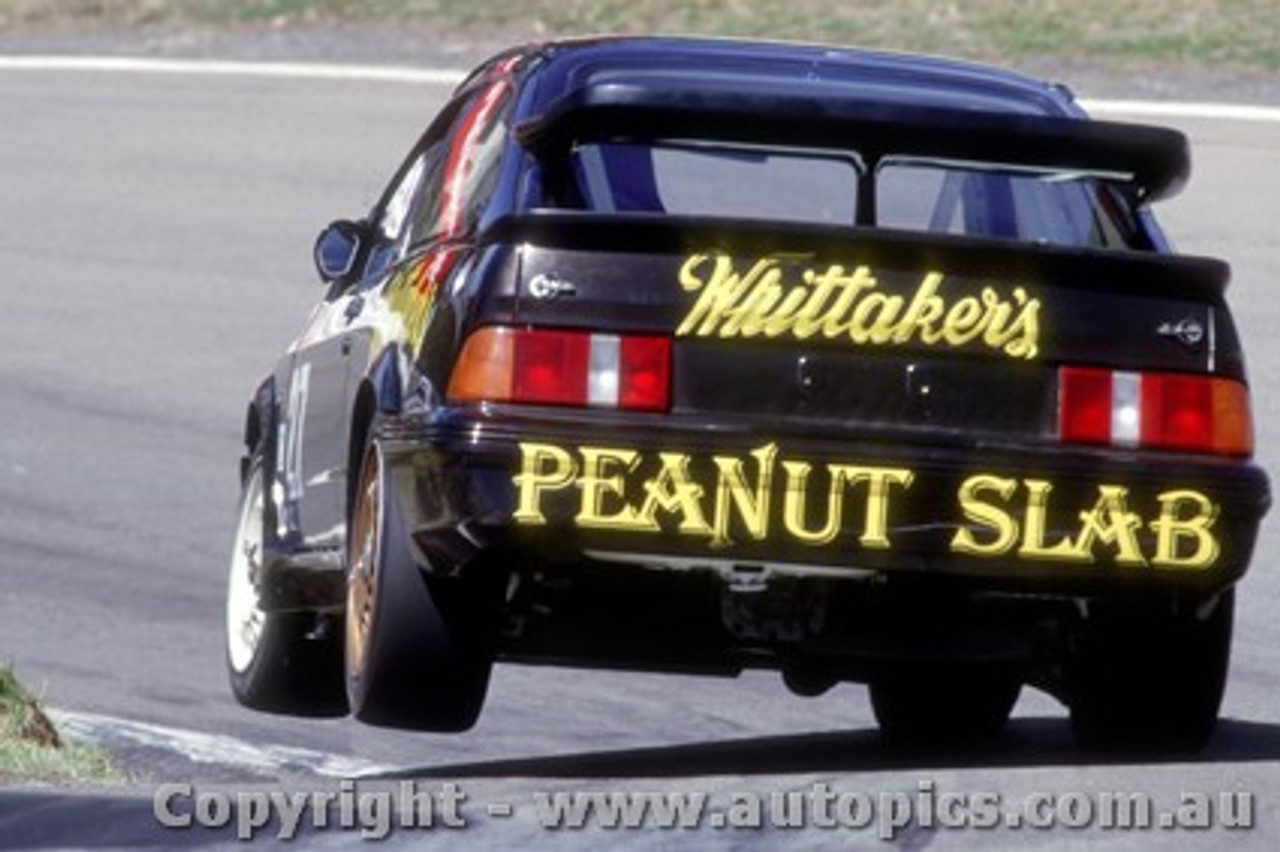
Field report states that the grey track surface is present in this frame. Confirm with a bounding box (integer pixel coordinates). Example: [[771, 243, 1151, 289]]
[[1, 60, 1279, 849], [2, 21, 1279, 106]]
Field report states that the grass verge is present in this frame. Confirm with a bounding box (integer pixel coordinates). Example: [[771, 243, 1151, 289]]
[[0, 0, 1278, 72], [0, 665, 120, 786]]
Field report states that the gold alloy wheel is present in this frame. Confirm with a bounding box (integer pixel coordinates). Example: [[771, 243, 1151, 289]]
[[346, 449, 380, 681]]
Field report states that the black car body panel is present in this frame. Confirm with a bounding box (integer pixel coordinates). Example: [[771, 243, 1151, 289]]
[[230, 36, 1269, 735]]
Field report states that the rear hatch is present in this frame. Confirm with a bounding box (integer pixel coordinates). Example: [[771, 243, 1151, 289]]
[[467, 88, 1249, 455], [427, 73, 1265, 582], [468, 213, 1246, 459], [434, 215, 1266, 582]]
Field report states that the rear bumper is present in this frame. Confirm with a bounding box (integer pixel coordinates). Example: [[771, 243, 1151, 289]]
[[379, 406, 1270, 598]]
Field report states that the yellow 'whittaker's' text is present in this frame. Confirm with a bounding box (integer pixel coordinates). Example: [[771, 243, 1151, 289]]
[[675, 252, 1041, 360]]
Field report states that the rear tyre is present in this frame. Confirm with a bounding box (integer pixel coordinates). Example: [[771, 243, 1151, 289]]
[[225, 461, 347, 716], [344, 441, 496, 732], [1067, 590, 1233, 754], [870, 664, 1021, 743]]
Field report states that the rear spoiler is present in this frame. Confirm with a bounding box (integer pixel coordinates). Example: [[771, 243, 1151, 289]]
[[516, 79, 1190, 202]]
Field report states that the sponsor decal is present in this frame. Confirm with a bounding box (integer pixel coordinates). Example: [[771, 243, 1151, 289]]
[[528, 272, 578, 300], [1157, 317, 1206, 348], [952, 476, 1219, 570], [384, 247, 462, 354], [676, 252, 1041, 360], [513, 441, 1220, 570]]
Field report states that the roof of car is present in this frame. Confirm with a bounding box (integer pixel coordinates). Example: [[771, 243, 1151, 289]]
[[484, 36, 1185, 201], [509, 36, 1082, 119]]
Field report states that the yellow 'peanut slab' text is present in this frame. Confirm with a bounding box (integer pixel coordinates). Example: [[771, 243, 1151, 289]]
[[513, 441, 1219, 570]]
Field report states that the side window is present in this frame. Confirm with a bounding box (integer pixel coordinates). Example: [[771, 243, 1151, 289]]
[[409, 79, 514, 245], [356, 77, 515, 285], [355, 97, 467, 285], [379, 154, 428, 244], [363, 154, 431, 280]]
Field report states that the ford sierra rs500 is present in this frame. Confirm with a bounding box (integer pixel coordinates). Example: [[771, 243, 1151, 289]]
[[225, 37, 1270, 752]]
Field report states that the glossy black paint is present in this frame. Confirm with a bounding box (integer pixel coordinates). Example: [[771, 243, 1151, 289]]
[[482, 214, 1230, 372], [239, 37, 1268, 675], [517, 83, 1190, 201]]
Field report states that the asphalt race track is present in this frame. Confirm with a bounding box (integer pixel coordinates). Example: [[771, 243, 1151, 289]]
[[1, 61, 1280, 849]]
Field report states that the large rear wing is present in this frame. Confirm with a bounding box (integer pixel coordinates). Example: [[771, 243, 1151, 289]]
[[516, 78, 1190, 202]]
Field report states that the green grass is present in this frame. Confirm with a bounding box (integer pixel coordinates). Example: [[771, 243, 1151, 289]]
[[0, 665, 120, 786], [1, 0, 1278, 71]]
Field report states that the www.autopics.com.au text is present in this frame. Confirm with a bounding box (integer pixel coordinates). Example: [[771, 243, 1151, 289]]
[[152, 779, 1255, 841]]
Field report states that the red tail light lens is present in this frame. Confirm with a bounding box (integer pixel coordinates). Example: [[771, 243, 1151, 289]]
[[448, 327, 671, 412], [618, 336, 672, 412], [1141, 373, 1212, 452], [1058, 367, 1252, 456], [512, 329, 590, 406], [1058, 367, 1113, 445]]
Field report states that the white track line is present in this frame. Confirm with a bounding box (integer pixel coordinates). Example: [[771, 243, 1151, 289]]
[[1080, 98, 1280, 124], [50, 709, 396, 779], [0, 54, 465, 85], [2, 54, 1280, 124]]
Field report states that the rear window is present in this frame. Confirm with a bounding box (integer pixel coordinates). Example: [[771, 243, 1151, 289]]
[[554, 140, 1138, 249], [572, 141, 858, 225], [877, 159, 1133, 248]]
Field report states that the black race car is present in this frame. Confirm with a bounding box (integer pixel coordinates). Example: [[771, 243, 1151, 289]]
[[226, 36, 1269, 751]]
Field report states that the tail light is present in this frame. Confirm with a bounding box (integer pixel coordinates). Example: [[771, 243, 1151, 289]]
[[448, 327, 671, 412], [1058, 366, 1252, 456]]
